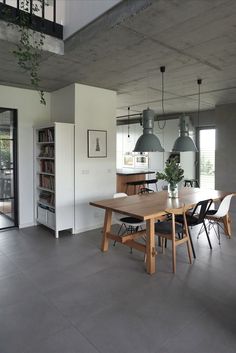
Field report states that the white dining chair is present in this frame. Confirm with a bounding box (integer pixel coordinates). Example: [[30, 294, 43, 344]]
[[205, 194, 234, 244]]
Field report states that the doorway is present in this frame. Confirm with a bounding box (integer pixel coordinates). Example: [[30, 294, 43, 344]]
[[0, 109, 18, 230], [197, 128, 215, 189]]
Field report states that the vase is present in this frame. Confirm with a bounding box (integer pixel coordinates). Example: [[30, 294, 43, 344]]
[[168, 183, 178, 198]]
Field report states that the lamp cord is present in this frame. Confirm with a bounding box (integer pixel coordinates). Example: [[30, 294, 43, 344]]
[[158, 67, 166, 130], [128, 106, 130, 138], [197, 79, 202, 127]]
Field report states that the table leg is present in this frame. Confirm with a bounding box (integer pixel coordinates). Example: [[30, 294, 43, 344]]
[[146, 218, 156, 274], [101, 209, 112, 251], [223, 213, 231, 237]]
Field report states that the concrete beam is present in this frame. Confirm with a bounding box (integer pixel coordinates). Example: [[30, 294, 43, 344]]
[[0, 20, 64, 55]]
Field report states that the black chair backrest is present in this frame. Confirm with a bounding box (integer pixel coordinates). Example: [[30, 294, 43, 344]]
[[190, 199, 213, 222], [138, 187, 154, 194]]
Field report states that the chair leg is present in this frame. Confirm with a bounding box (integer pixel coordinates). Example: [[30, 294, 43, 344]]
[[203, 220, 212, 249], [113, 224, 124, 246], [217, 222, 221, 245], [188, 227, 196, 259], [197, 224, 204, 239], [172, 243, 176, 273], [161, 237, 165, 254], [186, 238, 192, 264]]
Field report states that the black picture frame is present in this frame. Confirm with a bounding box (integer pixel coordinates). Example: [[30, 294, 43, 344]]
[[87, 129, 107, 158]]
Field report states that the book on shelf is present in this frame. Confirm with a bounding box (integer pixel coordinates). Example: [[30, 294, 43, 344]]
[[39, 191, 55, 207], [39, 145, 54, 158], [38, 128, 54, 143], [40, 160, 55, 174], [39, 175, 55, 191], [38, 203, 55, 213]]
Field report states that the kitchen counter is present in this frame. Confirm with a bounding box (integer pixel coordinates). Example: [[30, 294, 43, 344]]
[[116, 169, 155, 176], [116, 169, 155, 195]]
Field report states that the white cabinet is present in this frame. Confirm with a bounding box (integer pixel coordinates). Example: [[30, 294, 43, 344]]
[[34, 122, 74, 238]]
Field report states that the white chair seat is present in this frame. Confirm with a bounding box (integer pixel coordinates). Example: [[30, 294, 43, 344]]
[[205, 194, 234, 244]]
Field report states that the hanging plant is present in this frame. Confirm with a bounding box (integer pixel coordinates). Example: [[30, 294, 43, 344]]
[[2, 0, 47, 105]]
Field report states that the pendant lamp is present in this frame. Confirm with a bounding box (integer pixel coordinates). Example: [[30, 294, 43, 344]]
[[133, 108, 164, 152], [172, 115, 198, 152], [172, 77, 200, 152], [133, 66, 166, 152]]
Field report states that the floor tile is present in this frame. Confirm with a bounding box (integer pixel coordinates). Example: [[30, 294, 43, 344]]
[[0, 223, 236, 353], [0, 295, 70, 353], [23, 327, 100, 353]]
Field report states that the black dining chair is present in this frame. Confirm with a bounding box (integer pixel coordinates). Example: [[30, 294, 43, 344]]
[[175, 199, 213, 258], [112, 193, 145, 252], [138, 187, 154, 194]]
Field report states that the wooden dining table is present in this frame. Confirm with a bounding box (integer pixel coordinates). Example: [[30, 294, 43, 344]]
[[90, 188, 233, 275]]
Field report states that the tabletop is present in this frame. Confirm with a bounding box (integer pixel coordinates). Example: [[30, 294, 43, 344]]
[[90, 188, 231, 221]]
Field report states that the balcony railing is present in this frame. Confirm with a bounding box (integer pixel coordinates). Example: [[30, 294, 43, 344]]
[[0, 0, 63, 39]]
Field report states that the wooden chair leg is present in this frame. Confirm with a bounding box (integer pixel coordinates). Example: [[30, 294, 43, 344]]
[[222, 213, 231, 237], [172, 243, 176, 273]]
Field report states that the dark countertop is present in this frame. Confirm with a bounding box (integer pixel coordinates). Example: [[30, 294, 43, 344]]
[[116, 169, 155, 176]]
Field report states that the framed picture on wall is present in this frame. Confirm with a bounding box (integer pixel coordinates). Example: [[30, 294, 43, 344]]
[[87, 129, 107, 158]]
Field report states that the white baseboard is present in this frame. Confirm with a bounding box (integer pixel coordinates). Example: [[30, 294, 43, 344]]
[[19, 222, 35, 229], [73, 222, 103, 235]]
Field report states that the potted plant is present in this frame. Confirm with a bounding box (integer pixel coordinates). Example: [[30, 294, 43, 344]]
[[156, 157, 184, 198]]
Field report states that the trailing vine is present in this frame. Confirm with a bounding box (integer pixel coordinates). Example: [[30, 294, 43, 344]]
[[3, 0, 47, 105]]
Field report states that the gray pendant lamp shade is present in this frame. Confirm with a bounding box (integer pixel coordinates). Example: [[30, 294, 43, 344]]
[[133, 108, 164, 152], [172, 116, 198, 152]]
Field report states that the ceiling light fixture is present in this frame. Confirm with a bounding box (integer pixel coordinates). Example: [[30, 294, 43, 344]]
[[158, 66, 166, 129], [127, 106, 130, 138], [172, 78, 199, 152], [172, 115, 198, 152], [133, 108, 164, 152], [133, 67, 166, 152], [197, 78, 202, 127]]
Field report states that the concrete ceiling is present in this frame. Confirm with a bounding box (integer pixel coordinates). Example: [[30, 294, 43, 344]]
[[1, 0, 236, 116]]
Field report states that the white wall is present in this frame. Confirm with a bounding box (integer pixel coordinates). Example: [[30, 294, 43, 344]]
[[49, 82, 117, 233], [74, 83, 117, 232], [51, 84, 75, 123], [0, 85, 51, 227], [215, 103, 236, 192], [58, 0, 122, 39]]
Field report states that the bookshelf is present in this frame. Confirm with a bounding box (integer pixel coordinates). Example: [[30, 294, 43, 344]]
[[34, 123, 74, 238]]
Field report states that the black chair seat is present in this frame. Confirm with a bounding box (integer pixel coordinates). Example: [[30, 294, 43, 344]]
[[206, 209, 217, 216], [145, 179, 157, 185], [119, 216, 142, 224], [155, 221, 183, 234], [175, 214, 200, 226]]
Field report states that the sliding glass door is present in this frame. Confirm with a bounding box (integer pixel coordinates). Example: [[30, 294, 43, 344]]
[[197, 128, 215, 189], [0, 109, 18, 229]]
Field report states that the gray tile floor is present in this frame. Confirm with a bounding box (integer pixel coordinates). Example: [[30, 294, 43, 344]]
[[0, 222, 236, 353], [0, 214, 14, 229]]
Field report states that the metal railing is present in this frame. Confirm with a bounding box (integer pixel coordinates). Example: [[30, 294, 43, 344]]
[[0, 0, 62, 39]]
